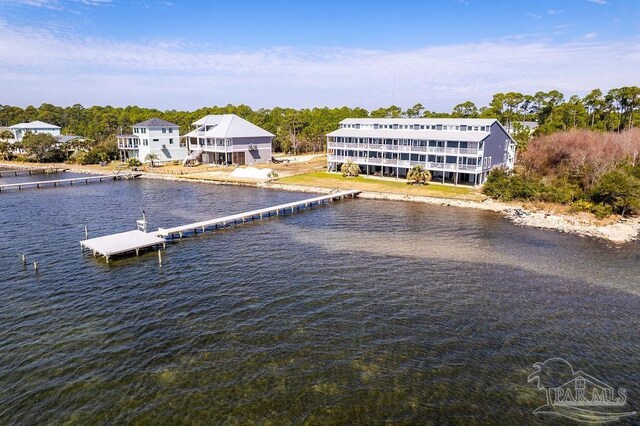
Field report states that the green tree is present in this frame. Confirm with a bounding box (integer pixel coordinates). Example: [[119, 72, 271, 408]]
[[340, 161, 360, 177], [0, 129, 13, 142], [591, 169, 640, 217], [452, 101, 479, 118], [0, 141, 11, 160], [405, 103, 424, 118], [406, 165, 431, 184], [145, 153, 160, 167], [22, 132, 57, 162], [583, 89, 606, 128]]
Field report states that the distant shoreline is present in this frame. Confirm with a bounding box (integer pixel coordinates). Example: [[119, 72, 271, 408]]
[[2, 162, 638, 244]]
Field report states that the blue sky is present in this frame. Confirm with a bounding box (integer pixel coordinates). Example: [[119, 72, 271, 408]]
[[0, 0, 638, 110]]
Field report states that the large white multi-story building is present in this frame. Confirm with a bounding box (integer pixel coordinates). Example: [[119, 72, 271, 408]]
[[8, 121, 61, 142], [184, 114, 273, 165], [117, 118, 186, 163], [326, 118, 516, 185]]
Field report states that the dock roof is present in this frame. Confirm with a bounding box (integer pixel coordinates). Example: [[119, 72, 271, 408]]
[[81, 230, 165, 257]]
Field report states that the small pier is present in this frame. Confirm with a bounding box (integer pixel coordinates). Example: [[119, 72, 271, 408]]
[[0, 167, 67, 178], [0, 174, 139, 192], [81, 190, 360, 262]]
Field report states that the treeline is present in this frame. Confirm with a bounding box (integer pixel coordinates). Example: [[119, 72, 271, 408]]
[[483, 129, 640, 218], [1, 85, 638, 153]]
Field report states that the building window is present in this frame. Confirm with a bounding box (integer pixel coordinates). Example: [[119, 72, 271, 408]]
[[162, 128, 166, 133], [169, 128, 173, 133], [169, 138, 174, 144], [153, 138, 159, 142]]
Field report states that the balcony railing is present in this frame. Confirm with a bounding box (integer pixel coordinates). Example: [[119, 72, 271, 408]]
[[327, 141, 481, 156], [329, 154, 481, 172], [118, 143, 139, 149]]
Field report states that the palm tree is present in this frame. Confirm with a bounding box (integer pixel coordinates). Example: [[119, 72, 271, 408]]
[[407, 165, 432, 185], [145, 153, 160, 168], [340, 161, 360, 177]]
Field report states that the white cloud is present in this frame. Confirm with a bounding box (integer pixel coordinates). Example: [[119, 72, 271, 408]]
[[12, 0, 64, 10], [10, 0, 112, 10], [588, 0, 607, 4], [583, 32, 598, 39], [0, 23, 638, 110], [547, 9, 562, 15]]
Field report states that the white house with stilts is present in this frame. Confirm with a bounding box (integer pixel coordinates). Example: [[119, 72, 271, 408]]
[[117, 118, 186, 163], [183, 114, 273, 165], [8, 121, 61, 142]]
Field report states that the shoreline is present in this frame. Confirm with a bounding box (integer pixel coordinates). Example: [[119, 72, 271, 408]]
[[2, 162, 638, 244]]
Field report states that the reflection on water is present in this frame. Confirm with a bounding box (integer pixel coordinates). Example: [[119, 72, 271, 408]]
[[0, 177, 639, 423]]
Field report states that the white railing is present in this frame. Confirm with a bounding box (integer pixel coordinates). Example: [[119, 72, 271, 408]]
[[328, 155, 481, 172]]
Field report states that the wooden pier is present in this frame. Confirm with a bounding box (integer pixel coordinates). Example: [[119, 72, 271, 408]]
[[0, 167, 67, 178], [0, 173, 139, 192], [81, 190, 360, 262]]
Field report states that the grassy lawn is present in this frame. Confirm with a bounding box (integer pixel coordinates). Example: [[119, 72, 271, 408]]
[[276, 172, 485, 201]]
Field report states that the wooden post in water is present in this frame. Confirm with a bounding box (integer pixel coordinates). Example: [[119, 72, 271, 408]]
[[21, 254, 26, 265], [33, 261, 38, 272], [84, 225, 88, 240], [158, 250, 162, 266]]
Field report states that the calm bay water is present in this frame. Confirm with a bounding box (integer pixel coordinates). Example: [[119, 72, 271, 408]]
[[0, 173, 639, 424]]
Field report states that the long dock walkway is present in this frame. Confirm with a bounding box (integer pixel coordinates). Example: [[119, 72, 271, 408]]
[[0, 173, 139, 192], [157, 190, 360, 238], [81, 190, 360, 262], [0, 167, 67, 178]]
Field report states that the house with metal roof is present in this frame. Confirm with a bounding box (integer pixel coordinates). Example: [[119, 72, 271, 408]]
[[117, 117, 186, 163], [183, 114, 273, 165], [326, 118, 516, 185], [8, 120, 61, 142]]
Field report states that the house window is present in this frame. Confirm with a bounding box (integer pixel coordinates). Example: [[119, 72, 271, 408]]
[[169, 138, 174, 144], [169, 128, 173, 133], [143, 139, 149, 146], [162, 128, 166, 133], [153, 138, 159, 142]]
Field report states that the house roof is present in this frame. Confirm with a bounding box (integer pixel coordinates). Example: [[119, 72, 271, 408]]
[[326, 128, 491, 142], [186, 114, 274, 138], [133, 117, 179, 127], [56, 135, 84, 143], [339, 118, 499, 126], [9, 120, 61, 130]]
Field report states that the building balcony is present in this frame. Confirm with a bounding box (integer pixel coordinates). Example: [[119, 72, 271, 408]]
[[118, 143, 139, 149], [328, 154, 481, 173]]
